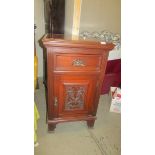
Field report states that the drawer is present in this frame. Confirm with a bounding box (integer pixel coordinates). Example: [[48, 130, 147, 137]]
[[54, 54, 102, 71]]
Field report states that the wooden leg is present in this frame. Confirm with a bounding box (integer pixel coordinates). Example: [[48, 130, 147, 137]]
[[87, 120, 95, 128], [48, 124, 56, 132]]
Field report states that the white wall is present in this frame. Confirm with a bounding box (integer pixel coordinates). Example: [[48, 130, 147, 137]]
[[79, 0, 121, 60], [79, 0, 121, 34], [64, 0, 74, 37], [34, 0, 45, 77]]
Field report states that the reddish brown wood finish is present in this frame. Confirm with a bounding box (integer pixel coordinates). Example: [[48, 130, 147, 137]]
[[42, 34, 115, 131], [54, 54, 102, 71]]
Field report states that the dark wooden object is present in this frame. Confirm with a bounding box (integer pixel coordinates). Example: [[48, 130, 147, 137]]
[[42, 34, 114, 131], [44, 0, 65, 34]]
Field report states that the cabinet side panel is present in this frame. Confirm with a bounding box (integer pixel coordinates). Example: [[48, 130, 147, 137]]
[[47, 48, 55, 119], [93, 51, 109, 115]]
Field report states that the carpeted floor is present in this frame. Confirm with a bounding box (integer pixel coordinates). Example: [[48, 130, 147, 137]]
[[34, 79, 121, 155]]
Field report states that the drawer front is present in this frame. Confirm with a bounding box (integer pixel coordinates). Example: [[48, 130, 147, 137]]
[[54, 54, 102, 71]]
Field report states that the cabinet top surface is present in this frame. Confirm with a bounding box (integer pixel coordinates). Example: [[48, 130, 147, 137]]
[[42, 34, 115, 50]]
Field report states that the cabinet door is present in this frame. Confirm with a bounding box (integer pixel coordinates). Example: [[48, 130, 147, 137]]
[[54, 75, 98, 118]]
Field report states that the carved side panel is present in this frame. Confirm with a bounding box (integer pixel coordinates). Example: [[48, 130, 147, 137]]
[[64, 85, 87, 110]]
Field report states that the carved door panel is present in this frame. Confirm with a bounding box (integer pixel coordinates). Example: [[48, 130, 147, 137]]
[[54, 75, 98, 117]]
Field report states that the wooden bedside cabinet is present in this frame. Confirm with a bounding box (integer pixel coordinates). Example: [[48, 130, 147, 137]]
[[42, 34, 114, 131]]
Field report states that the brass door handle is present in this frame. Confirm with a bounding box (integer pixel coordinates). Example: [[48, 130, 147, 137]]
[[54, 97, 58, 107], [72, 59, 86, 67]]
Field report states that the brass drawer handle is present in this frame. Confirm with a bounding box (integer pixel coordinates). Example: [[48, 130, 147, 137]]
[[72, 59, 86, 67]]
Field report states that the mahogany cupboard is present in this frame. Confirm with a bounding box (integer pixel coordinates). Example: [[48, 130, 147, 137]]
[[42, 34, 115, 131]]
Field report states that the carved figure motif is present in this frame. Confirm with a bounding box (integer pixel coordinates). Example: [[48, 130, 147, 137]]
[[65, 86, 86, 110]]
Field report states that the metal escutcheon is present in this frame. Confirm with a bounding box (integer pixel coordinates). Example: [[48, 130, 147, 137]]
[[72, 59, 85, 67], [54, 97, 58, 107]]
